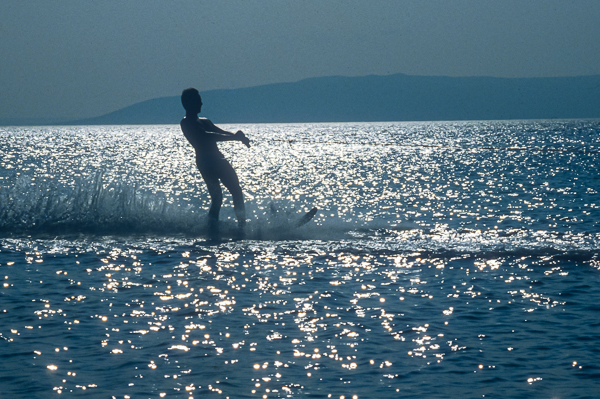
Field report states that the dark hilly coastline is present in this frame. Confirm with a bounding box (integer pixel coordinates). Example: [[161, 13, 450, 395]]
[[6, 74, 600, 125]]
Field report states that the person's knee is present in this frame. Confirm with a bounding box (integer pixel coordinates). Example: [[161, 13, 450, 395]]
[[207, 183, 223, 203], [211, 192, 223, 205], [229, 184, 243, 199], [232, 193, 245, 207]]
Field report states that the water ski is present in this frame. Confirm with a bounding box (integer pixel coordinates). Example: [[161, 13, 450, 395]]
[[253, 205, 316, 238], [295, 207, 318, 227], [267, 203, 317, 229], [205, 206, 317, 241]]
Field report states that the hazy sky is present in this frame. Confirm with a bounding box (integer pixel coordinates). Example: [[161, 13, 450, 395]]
[[2, 0, 600, 119]]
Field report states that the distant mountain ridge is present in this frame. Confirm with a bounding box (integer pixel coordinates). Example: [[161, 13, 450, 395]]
[[6, 73, 600, 125]]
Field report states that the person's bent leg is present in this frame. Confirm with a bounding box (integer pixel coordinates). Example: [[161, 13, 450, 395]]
[[219, 160, 246, 229], [200, 170, 223, 234], [208, 185, 223, 225], [232, 193, 246, 230]]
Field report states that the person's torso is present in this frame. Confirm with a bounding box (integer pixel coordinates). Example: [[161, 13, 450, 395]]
[[181, 117, 224, 160]]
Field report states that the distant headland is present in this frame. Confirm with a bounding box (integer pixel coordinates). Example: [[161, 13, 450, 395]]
[[4, 74, 600, 125]]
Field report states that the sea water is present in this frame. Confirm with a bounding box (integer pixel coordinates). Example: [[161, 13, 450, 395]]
[[1, 121, 599, 398]]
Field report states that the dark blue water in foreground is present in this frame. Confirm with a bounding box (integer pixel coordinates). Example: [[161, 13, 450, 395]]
[[1, 121, 599, 398]]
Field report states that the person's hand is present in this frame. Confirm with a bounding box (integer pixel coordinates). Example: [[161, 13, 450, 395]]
[[236, 130, 251, 148]]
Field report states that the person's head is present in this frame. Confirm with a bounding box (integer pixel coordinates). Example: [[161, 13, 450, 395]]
[[181, 88, 202, 113]]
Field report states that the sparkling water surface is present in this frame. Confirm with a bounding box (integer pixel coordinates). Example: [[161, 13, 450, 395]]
[[1, 121, 599, 398]]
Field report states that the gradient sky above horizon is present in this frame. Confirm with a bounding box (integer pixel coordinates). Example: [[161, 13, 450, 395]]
[[2, 0, 600, 120]]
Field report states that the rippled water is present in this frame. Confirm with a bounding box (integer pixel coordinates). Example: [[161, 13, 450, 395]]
[[1, 121, 599, 398]]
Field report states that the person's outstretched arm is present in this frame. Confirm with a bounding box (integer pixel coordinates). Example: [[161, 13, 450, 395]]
[[205, 120, 250, 147]]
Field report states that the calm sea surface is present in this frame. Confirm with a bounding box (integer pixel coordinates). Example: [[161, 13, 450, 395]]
[[1, 121, 599, 398]]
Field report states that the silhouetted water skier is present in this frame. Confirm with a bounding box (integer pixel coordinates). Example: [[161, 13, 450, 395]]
[[180, 88, 250, 237]]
